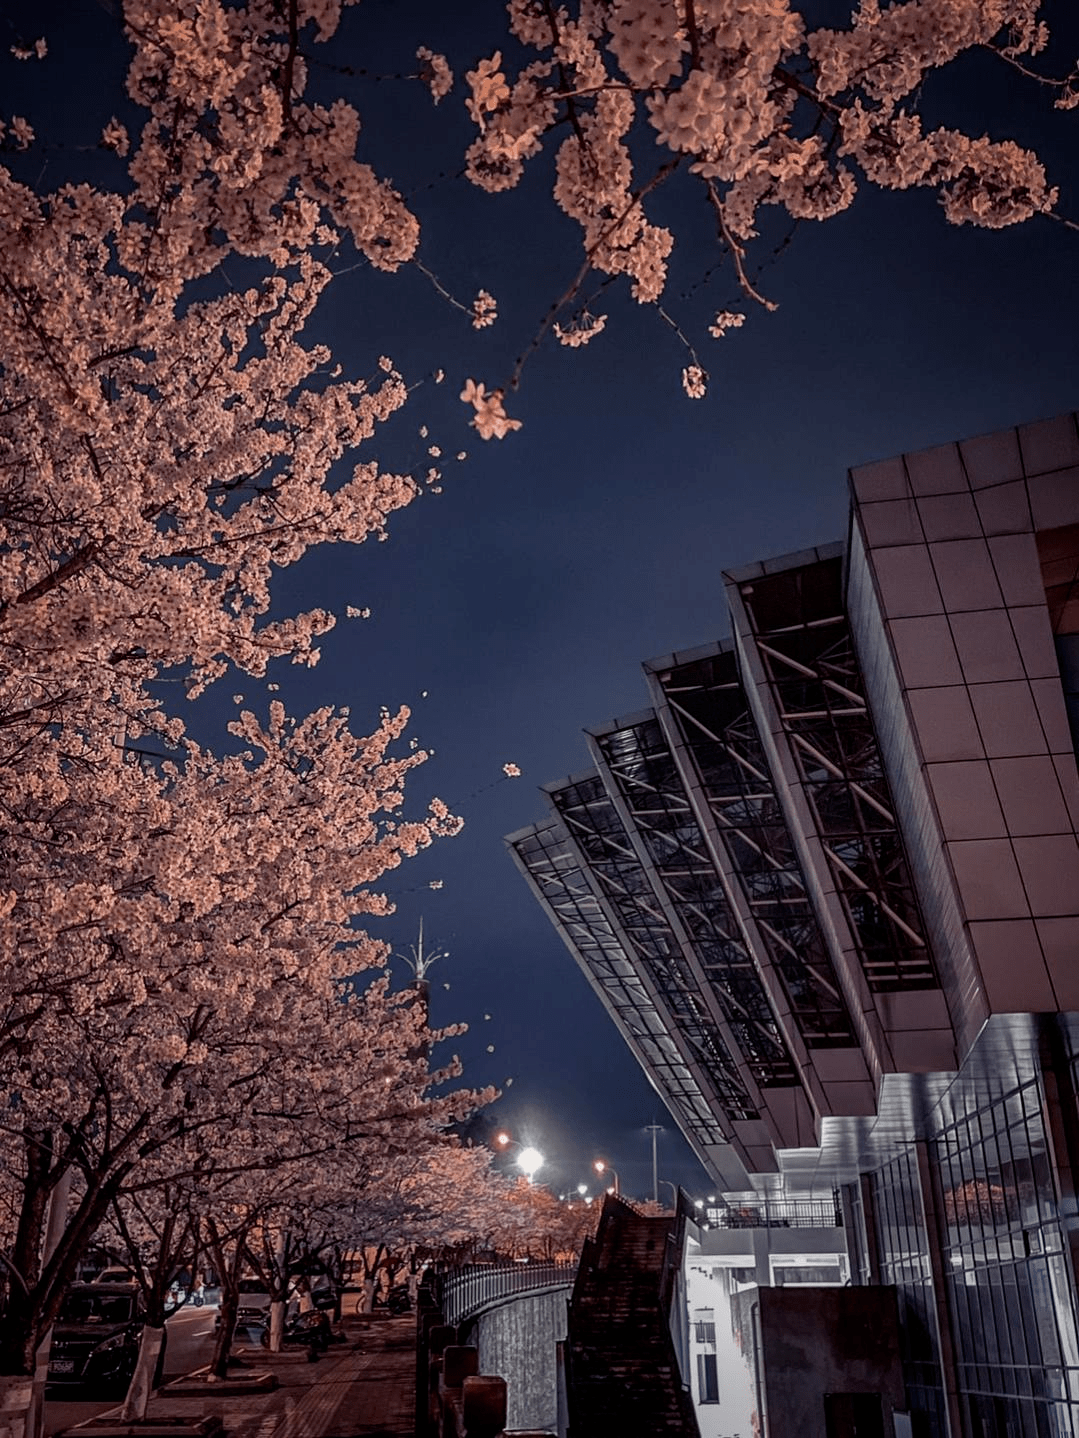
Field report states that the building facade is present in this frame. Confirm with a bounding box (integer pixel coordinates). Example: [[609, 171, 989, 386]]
[[507, 414, 1079, 1438]]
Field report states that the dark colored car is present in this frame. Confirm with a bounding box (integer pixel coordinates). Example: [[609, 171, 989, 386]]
[[47, 1284, 165, 1395], [232, 1308, 332, 1352], [214, 1277, 284, 1332]]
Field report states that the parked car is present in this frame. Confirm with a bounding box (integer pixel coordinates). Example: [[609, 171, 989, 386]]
[[91, 1266, 136, 1286], [47, 1284, 165, 1395], [214, 1277, 296, 1331]]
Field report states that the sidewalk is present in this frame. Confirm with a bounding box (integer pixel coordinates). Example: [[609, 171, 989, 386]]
[[67, 1317, 415, 1438]]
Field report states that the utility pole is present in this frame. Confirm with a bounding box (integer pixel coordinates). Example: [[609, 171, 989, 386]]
[[645, 1123, 663, 1204], [393, 919, 449, 1062]]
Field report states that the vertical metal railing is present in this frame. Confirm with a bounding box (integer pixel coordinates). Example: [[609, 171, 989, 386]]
[[439, 1260, 577, 1326], [707, 1193, 844, 1228]]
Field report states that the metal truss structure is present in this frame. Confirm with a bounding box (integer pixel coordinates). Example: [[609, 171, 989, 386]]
[[507, 817, 730, 1154], [735, 556, 937, 993], [648, 644, 857, 1048], [546, 773, 760, 1123], [510, 552, 942, 1178], [588, 715, 799, 1090]]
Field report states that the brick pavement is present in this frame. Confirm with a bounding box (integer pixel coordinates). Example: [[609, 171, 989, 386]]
[[69, 1317, 415, 1438]]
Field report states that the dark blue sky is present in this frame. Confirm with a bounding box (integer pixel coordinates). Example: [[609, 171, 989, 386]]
[[7, 0, 1078, 1198]]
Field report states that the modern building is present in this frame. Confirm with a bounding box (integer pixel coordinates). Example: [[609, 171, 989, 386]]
[[507, 414, 1079, 1438]]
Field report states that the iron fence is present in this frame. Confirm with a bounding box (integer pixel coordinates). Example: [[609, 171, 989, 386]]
[[707, 1196, 843, 1229], [439, 1260, 577, 1327]]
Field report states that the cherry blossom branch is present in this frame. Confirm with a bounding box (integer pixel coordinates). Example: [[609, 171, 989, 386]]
[[683, 0, 702, 70], [510, 158, 681, 389], [705, 181, 778, 312], [282, 0, 300, 123], [542, 0, 592, 163], [981, 42, 1079, 92], [657, 306, 703, 370], [411, 258, 474, 319], [2, 542, 101, 610], [0, 274, 80, 406]]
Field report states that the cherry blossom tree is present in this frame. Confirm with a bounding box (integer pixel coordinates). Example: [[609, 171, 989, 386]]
[[0, 3, 484, 1423], [481, 1177, 599, 1262], [94, 1186, 202, 1419], [318, 1141, 512, 1309]]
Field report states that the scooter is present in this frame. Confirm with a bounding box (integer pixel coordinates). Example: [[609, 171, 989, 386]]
[[373, 1285, 410, 1314], [270, 1309, 332, 1351]]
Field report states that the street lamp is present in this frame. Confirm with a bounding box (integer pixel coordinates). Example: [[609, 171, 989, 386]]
[[594, 1159, 619, 1196], [516, 1146, 544, 1182], [658, 1179, 679, 1210], [495, 1132, 545, 1183]]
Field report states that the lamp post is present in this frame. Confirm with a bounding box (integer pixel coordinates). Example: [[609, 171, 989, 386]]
[[658, 1179, 679, 1210], [594, 1159, 619, 1197], [645, 1123, 663, 1203]]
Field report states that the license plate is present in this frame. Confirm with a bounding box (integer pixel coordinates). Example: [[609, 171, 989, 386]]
[[49, 1360, 75, 1374]]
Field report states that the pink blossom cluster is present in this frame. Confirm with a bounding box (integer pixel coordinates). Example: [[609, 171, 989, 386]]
[[461, 0, 1062, 372], [417, 46, 454, 104], [459, 379, 523, 440]]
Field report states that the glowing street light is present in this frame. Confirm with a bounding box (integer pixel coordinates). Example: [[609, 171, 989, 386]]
[[494, 1132, 544, 1183], [517, 1146, 544, 1181], [577, 1184, 588, 1197], [594, 1159, 620, 1196]]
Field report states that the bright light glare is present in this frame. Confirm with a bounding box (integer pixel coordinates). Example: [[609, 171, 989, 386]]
[[594, 1160, 605, 1173], [496, 1133, 511, 1147], [516, 1146, 544, 1178], [577, 1184, 588, 1196]]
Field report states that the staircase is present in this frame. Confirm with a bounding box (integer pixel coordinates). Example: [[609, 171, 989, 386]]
[[566, 1195, 699, 1438]]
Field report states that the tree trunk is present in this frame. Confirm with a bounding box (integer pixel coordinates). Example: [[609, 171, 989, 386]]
[[0, 1134, 52, 1381], [361, 1277, 376, 1314], [208, 1289, 238, 1380], [118, 1325, 165, 1421], [0, 1303, 37, 1382], [0, 1377, 34, 1438], [267, 1300, 286, 1353]]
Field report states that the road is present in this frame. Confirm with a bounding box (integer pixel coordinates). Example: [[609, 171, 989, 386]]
[[44, 1304, 217, 1437]]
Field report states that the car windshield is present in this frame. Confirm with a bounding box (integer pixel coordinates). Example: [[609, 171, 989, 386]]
[[59, 1292, 135, 1325]]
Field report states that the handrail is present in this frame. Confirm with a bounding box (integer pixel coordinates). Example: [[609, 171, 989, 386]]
[[708, 1195, 843, 1229], [438, 1260, 577, 1327]]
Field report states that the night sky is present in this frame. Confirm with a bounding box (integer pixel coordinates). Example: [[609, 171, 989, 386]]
[[6, 0, 1078, 1199]]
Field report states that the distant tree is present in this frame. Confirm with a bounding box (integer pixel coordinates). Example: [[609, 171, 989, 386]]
[[322, 1142, 511, 1308], [482, 1178, 599, 1262]]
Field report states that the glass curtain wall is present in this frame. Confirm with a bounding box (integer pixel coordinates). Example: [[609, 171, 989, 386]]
[[932, 1077, 1079, 1438]]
